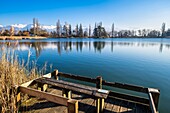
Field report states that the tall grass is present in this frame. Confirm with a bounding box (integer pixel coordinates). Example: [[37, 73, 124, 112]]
[[0, 47, 39, 113]]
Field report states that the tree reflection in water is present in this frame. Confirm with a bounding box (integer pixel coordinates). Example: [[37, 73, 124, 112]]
[[0, 40, 170, 58]]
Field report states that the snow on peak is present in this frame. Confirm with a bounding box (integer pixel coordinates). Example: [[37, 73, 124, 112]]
[[11, 24, 27, 28], [0, 25, 3, 27], [41, 25, 56, 30]]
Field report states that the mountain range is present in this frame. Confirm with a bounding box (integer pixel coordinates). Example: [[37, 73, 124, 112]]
[[0, 24, 56, 32]]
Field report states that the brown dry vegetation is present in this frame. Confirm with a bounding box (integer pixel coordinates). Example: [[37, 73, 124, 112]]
[[0, 50, 39, 113]]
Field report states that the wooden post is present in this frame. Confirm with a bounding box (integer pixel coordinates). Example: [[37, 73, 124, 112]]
[[96, 98, 100, 113], [52, 70, 59, 80], [67, 99, 78, 113], [37, 82, 48, 92], [96, 76, 104, 113], [96, 98, 105, 113], [43, 84, 48, 92], [62, 89, 72, 99], [148, 88, 160, 111], [37, 83, 42, 91], [96, 76, 102, 89]]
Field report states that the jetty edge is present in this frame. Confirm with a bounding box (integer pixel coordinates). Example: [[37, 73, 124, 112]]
[[15, 70, 160, 113]]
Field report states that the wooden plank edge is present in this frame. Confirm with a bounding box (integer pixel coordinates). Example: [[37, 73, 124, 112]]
[[19, 86, 69, 106], [148, 91, 157, 113], [109, 91, 149, 106]]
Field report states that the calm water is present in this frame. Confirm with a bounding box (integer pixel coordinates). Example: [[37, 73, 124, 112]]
[[1, 38, 170, 112]]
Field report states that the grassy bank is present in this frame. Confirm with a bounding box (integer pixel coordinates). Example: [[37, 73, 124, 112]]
[[0, 50, 39, 113]]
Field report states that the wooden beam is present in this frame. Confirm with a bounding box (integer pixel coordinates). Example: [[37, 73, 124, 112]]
[[52, 70, 59, 80], [102, 81, 148, 93], [58, 72, 148, 93], [96, 76, 102, 89], [148, 91, 157, 113], [67, 99, 78, 113], [96, 98, 105, 113], [19, 86, 69, 106], [20, 79, 36, 87], [57, 72, 151, 94], [62, 89, 72, 99], [58, 72, 96, 83], [42, 73, 52, 78], [35, 77, 109, 99], [109, 91, 149, 105], [148, 88, 160, 112]]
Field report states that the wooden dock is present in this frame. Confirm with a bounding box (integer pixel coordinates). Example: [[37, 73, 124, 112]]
[[15, 70, 160, 113]]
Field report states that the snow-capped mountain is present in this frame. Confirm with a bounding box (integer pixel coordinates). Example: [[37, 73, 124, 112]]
[[41, 25, 56, 30], [0, 24, 56, 32]]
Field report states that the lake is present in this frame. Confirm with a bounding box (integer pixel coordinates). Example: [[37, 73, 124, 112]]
[[0, 38, 170, 112]]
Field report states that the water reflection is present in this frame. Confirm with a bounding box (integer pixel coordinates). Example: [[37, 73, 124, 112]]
[[0, 40, 170, 58]]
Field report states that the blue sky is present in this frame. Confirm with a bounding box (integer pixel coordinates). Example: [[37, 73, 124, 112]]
[[0, 0, 170, 30]]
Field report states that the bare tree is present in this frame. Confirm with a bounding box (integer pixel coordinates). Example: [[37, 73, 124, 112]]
[[10, 26, 14, 36], [89, 24, 91, 37], [56, 19, 60, 37], [162, 23, 166, 37], [112, 23, 114, 37]]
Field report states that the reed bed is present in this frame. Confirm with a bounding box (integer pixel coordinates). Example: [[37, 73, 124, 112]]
[[0, 47, 39, 113]]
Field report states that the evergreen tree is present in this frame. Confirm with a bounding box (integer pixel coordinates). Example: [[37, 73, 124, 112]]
[[162, 23, 166, 37], [112, 23, 114, 37], [56, 19, 60, 37], [79, 24, 83, 37], [89, 24, 91, 37], [93, 22, 107, 38], [69, 24, 72, 37], [76, 24, 79, 37]]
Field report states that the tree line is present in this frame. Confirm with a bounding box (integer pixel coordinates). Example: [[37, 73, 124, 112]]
[[0, 19, 170, 38]]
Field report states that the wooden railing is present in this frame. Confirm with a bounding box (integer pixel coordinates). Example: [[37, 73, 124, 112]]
[[16, 70, 160, 113], [55, 70, 160, 113]]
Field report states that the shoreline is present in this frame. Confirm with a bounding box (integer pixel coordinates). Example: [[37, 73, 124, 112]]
[[0, 36, 170, 40], [0, 36, 47, 40]]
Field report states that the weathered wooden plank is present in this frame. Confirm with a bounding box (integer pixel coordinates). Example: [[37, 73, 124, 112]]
[[111, 98, 122, 112], [104, 99, 114, 113], [81, 98, 95, 113], [119, 100, 128, 113], [126, 102, 134, 113], [148, 88, 160, 111], [79, 97, 90, 113], [109, 91, 149, 105], [103, 81, 148, 93], [148, 91, 157, 113], [20, 80, 35, 87], [128, 102, 136, 113], [51, 70, 59, 80], [68, 99, 78, 113], [58, 72, 96, 83], [35, 78, 109, 99], [57, 72, 148, 93], [19, 86, 69, 106], [96, 76, 102, 89], [87, 99, 96, 113], [96, 98, 105, 113]]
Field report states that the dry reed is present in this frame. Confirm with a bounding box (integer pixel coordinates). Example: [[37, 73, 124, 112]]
[[0, 47, 39, 113]]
